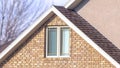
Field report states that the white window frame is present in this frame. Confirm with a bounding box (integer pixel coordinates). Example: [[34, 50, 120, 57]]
[[46, 26, 70, 58]]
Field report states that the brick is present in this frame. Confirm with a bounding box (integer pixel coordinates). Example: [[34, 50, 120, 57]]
[[2, 15, 114, 68]]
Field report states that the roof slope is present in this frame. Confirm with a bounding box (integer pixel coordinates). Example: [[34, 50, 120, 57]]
[[55, 6, 120, 66], [0, 0, 82, 53], [0, 6, 120, 67]]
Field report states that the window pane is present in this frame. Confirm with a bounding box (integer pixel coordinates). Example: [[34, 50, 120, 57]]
[[61, 28, 70, 56], [48, 28, 57, 56]]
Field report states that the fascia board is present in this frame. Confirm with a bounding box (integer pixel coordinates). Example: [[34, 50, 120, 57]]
[[52, 7, 120, 68], [0, 6, 54, 63], [65, 0, 82, 9]]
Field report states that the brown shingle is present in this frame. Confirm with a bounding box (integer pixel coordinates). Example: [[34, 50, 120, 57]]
[[55, 6, 120, 64], [0, 6, 119, 66], [0, 41, 13, 53]]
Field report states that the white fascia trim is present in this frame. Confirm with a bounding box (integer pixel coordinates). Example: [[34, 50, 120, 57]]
[[0, 0, 81, 61], [65, 0, 75, 8], [52, 7, 120, 67], [65, 0, 82, 9], [0, 7, 54, 60], [0, 6, 119, 67]]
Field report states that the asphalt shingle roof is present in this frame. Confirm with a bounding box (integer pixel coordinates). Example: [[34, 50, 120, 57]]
[[55, 6, 120, 64], [0, 6, 120, 65]]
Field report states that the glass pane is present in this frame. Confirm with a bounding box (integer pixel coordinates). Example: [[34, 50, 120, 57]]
[[61, 28, 70, 56], [48, 28, 57, 56]]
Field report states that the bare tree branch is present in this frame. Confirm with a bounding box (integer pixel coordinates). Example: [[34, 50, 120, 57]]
[[0, 0, 51, 46]]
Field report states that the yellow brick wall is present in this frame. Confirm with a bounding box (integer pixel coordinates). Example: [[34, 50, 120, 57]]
[[2, 15, 115, 68]]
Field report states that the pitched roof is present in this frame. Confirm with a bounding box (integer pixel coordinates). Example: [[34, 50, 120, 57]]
[[0, 0, 82, 53], [56, 6, 120, 61], [55, 6, 120, 67], [0, 6, 120, 67]]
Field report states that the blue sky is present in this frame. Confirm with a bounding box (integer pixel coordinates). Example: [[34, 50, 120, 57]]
[[53, 0, 69, 6], [0, 0, 69, 46], [19, 0, 69, 30]]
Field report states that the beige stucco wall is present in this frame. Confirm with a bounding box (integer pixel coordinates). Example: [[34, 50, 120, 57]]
[[2, 15, 114, 68], [77, 0, 120, 48]]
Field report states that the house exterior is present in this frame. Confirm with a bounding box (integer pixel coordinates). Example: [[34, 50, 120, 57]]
[[0, 0, 120, 68], [76, 0, 120, 48]]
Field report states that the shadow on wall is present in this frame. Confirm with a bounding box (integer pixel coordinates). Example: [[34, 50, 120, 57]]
[[75, 0, 89, 11]]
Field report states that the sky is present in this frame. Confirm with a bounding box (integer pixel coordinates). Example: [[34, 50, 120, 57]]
[[19, 0, 69, 32], [0, 0, 69, 46], [53, 0, 69, 6]]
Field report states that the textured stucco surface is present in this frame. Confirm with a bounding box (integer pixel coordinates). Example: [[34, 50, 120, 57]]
[[77, 0, 120, 48], [2, 16, 114, 68]]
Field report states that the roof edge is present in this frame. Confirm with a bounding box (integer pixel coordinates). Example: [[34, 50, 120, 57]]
[[0, 6, 120, 67], [65, 0, 82, 9], [52, 6, 120, 67], [0, 6, 55, 63]]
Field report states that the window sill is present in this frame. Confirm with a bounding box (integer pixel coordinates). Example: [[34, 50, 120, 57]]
[[46, 56, 70, 58]]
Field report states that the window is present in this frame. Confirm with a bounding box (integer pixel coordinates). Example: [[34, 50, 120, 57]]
[[48, 28, 57, 56], [61, 28, 70, 56], [46, 26, 70, 57]]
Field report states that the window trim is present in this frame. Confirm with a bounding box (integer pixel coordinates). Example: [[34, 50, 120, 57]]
[[46, 26, 70, 58]]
